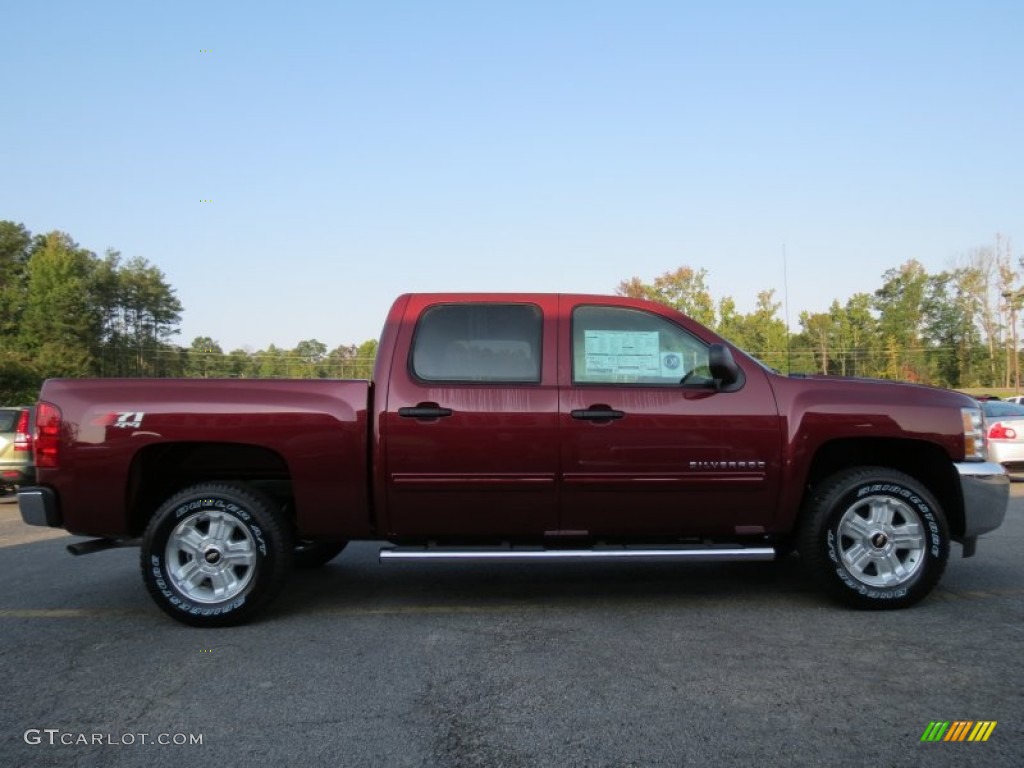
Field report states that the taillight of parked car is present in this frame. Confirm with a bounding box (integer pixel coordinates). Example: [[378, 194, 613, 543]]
[[14, 409, 32, 452], [35, 402, 62, 469], [988, 422, 1017, 440]]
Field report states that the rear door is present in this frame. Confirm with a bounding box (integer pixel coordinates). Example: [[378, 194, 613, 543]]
[[557, 298, 783, 537], [381, 296, 559, 537]]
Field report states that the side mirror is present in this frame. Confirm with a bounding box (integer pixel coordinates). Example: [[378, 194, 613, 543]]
[[708, 344, 740, 389]]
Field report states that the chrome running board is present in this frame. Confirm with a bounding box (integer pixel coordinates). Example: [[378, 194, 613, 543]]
[[379, 545, 776, 563]]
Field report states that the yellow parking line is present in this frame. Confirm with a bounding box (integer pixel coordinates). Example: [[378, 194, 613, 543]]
[[3, 587, 1023, 620], [0, 608, 137, 618], [0, 604, 541, 620], [934, 587, 1024, 601], [0, 605, 529, 619], [0, 614, 125, 618]]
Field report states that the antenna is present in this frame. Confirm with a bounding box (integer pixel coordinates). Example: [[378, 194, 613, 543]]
[[783, 243, 792, 373]]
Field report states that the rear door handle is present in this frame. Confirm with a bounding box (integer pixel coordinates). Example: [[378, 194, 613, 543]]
[[571, 406, 625, 421], [398, 403, 454, 419]]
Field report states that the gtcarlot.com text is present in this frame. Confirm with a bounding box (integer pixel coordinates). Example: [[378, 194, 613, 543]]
[[24, 729, 203, 746]]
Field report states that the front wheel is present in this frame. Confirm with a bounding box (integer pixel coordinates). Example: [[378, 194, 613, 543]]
[[799, 468, 949, 609], [140, 482, 293, 627]]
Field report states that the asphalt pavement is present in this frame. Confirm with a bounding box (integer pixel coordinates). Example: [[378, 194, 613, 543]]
[[0, 489, 1021, 767]]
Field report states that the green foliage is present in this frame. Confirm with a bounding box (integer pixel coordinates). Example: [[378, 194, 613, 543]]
[[156, 337, 379, 381], [323, 340, 377, 379], [2, 218, 1019, 392], [873, 260, 930, 381], [618, 267, 717, 328], [0, 221, 34, 339], [623, 250, 1020, 388], [114, 256, 184, 376], [742, 290, 789, 371], [18, 232, 103, 376], [623, 269, 790, 372], [0, 349, 41, 404], [186, 337, 226, 378], [1, 223, 187, 390], [0, 221, 385, 389]]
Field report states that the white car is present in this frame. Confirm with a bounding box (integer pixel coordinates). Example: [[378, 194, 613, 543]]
[[981, 400, 1024, 474]]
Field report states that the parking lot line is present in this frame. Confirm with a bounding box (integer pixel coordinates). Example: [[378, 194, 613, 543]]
[[2, 586, 1023, 620]]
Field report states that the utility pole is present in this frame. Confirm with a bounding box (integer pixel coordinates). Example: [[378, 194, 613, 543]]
[[1002, 290, 1022, 393]]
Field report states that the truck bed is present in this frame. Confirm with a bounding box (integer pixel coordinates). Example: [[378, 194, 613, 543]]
[[33, 378, 372, 539]]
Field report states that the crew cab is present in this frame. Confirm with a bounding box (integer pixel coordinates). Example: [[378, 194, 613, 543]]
[[17, 293, 1009, 626]]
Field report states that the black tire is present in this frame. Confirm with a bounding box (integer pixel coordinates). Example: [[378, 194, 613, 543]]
[[140, 482, 293, 627], [293, 540, 347, 569], [798, 467, 949, 609]]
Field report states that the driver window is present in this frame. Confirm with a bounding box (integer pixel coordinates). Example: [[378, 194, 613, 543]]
[[572, 305, 709, 385]]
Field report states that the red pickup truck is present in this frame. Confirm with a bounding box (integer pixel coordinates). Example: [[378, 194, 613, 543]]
[[18, 293, 1009, 626]]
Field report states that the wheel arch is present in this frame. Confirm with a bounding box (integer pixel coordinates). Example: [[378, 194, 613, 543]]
[[801, 438, 965, 538], [126, 441, 293, 536]]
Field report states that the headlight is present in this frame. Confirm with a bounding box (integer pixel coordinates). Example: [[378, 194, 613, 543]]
[[961, 407, 985, 461]]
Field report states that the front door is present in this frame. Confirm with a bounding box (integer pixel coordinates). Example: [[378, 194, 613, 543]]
[[558, 300, 782, 537]]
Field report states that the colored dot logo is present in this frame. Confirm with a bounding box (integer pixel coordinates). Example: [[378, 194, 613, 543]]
[[199, 49, 212, 53], [200, 199, 213, 203]]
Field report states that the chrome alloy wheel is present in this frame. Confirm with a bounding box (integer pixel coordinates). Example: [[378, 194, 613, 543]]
[[837, 495, 927, 588], [165, 510, 257, 603]]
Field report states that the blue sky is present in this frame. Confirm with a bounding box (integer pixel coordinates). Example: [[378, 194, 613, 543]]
[[3, 1, 1022, 351]]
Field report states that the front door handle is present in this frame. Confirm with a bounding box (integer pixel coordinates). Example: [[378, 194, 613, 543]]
[[571, 405, 625, 422], [398, 403, 454, 419]]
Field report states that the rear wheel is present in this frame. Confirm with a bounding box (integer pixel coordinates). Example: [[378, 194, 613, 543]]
[[799, 467, 948, 609], [141, 482, 293, 627]]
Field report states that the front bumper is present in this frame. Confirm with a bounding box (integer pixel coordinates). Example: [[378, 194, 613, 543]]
[[954, 461, 1009, 556], [17, 486, 62, 528]]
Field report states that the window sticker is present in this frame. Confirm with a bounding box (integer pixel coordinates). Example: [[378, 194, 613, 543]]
[[584, 331, 663, 377]]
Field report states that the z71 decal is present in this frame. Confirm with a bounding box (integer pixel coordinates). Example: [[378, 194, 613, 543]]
[[112, 412, 145, 429]]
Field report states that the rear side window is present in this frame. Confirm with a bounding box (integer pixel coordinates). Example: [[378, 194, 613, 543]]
[[411, 303, 542, 383], [0, 410, 19, 432]]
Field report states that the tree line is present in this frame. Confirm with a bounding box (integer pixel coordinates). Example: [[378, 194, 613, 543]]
[[1, 219, 1019, 403], [618, 240, 1020, 388], [0, 221, 376, 402]]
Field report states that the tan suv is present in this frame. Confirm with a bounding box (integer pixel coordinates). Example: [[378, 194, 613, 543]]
[[0, 407, 34, 496]]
